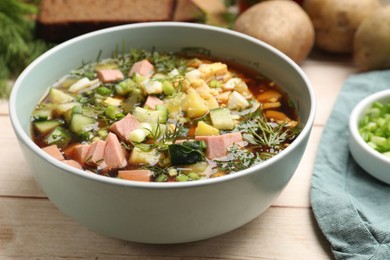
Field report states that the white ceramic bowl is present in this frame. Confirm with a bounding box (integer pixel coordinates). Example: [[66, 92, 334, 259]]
[[9, 22, 315, 243], [349, 89, 390, 184]]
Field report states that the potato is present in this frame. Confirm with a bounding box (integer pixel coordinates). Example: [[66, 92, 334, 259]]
[[234, 0, 314, 64], [354, 6, 390, 71], [303, 0, 380, 53]]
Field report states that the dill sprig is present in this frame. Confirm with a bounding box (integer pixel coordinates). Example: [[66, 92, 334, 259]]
[[214, 144, 263, 173], [0, 0, 52, 99], [236, 107, 300, 148]]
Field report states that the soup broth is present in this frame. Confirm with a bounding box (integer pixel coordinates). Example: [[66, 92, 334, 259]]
[[31, 48, 300, 182]]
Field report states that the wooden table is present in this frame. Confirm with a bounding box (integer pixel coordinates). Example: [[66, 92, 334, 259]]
[[0, 51, 357, 259]]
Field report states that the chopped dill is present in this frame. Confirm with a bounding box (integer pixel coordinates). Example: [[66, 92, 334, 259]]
[[236, 106, 300, 148], [214, 144, 263, 173]]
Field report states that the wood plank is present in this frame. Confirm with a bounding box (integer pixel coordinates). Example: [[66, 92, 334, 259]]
[[0, 197, 332, 259], [300, 53, 357, 126], [0, 116, 45, 198]]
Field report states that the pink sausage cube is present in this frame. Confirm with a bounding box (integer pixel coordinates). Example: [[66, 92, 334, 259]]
[[118, 170, 152, 182], [85, 140, 106, 166], [144, 95, 163, 110], [128, 59, 154, 78], [64, 143, 91, 165], [42, 145, 64, 161], [97, 69, 124, 83], [195, 132, 243, 159], [103, 133, 127, 170], [110, 113, 140, 142]]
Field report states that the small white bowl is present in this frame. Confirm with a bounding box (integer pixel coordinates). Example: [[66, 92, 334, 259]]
[[349, 89, 390, 184]]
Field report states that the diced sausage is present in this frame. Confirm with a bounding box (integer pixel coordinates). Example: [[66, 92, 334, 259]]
[[85, 140, 106, 166], [63, 143, 91, 165], [97, 69, 124, 83], [103, 133, 127, 170], [118, 170, 152, 182], [222, 132, 243, 148], [110, 113, 140, 142], [195, 135, 226, 159], [128, 59, 154, 78], [144, 95, 163, 110], [42, 145, 64, 161], [195, 132, 243, 159], [62, 160, 83, 169]]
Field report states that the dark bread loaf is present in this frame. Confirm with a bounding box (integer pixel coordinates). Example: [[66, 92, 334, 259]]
[[37, 0, 200, 42]]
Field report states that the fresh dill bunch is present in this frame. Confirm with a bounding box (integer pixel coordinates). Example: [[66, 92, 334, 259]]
[[0, 0, 52, 99]]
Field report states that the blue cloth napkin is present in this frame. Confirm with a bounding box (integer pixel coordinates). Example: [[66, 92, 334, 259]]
[[311, 70, 390, 259]]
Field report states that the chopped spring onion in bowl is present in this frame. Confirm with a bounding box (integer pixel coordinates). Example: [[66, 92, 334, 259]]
[[358, 101, 390, 157], [349, 89, 390, 185]]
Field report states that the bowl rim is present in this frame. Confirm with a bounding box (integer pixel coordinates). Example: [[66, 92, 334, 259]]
[[349, 88, 390, 164], [9, 21, 316, 189]]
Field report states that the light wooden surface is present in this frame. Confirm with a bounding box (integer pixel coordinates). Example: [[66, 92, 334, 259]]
[[0, 51, 357, 259]]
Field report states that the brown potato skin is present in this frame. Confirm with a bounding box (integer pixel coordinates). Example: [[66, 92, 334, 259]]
[[234, 0, 315, 64], [354, 7, 390, 71], [303, 0, 380, 54]]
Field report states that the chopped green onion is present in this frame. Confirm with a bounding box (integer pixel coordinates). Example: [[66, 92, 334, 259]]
[[359, 100, 390, 155]]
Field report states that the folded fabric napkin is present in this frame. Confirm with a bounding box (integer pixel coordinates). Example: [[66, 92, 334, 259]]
[[311, 70, 390, 259]]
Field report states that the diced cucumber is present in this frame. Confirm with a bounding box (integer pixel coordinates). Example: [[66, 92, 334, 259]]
[[122, 88, 145, 114], [70, 114, 97, 134], [115, 78, 137, 96], [155, 105, 168, 123], [34, 120, 63, 135], [32, 109, 52, 121], [151, 123, 167, 138], [55, 102, 81, 115], [64, 104, 83, 123], [97, 129, 108, 139], [45, 126, 72, 148], [132, 72, 147, 84], [129, 128, 149, 143], [210, 108, 234, 130], [105, 105, 118, 120], [49, 88, 74, 104], [96, 86, 112, 96], [133, 107, 167, 124], [162, 80, 175, 95]]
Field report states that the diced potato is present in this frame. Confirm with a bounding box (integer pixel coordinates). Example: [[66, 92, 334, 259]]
[[198, 62, 228, 80], [165, 93, 185, 119], [104, 97, 123, 106], [181, 88, 209, 118], [227, 91, 250, 110], [128, 147, 160, 166], [223, 78, 248, 93], [195, 121, 220, 136], [193, 80, 212, 99], [185, 69, 202, 82], [142, 79, 163, 94], [216, 91, 231, 103], [205, 96, 219, 109]]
